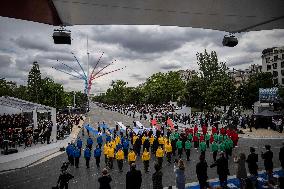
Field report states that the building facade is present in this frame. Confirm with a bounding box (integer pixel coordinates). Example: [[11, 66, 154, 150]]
[[262, 46, 284, 86]]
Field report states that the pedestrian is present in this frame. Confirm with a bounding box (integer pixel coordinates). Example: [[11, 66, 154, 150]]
[[142, 148, 150, 172], [84, 146, 91, 168], [196, 155, 209, 189], [57, 169, 74, 189], [174, 159, 185, 189], [246, 147, 258, 176], [279, 142, 284, 170], [126, 163, 142, 189], [74, 146, 80, 168], [156, 146, 164, 167], [98, 168, 112, 189], [234, 153, 247, 189], [116, 148, 124, 172], [128, 149, 137, 165], [152, 163, 163, 189], [165, 140, 172, 164], [210, 152, 230, 188], [211, 141, 218, 162], [185, 139, 191, 161], [94, 144, 102, 168]]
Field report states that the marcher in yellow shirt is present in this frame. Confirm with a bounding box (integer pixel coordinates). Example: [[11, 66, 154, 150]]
[[158, 136, 164, 147], [115, 136, 120, 145], [156, 146, 164, 167], [128, 149, 136, 165], [132, 135, 138, 145], [142, 148, 150, 172], [116, 148, 124, 172], [149, 135, 154, 145], [103, 142, 109, 165], [107, 147, 115, 169], [164, 141, 172, 164]]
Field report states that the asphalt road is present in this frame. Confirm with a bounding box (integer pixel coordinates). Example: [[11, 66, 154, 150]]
[[0, 104, 283, 189]]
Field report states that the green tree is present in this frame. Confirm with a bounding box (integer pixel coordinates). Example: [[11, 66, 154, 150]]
[[27, 61, 42, 103]]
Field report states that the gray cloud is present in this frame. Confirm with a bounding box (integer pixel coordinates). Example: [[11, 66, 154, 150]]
[[0, 54, 13, 68], [130, 73, 147, 81]]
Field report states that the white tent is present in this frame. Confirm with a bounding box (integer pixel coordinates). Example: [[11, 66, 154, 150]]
[[0, 96, 57, 143]]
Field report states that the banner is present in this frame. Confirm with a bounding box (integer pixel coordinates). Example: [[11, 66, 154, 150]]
[[167, 118, 175, 130], [259, 87, 279, 103]]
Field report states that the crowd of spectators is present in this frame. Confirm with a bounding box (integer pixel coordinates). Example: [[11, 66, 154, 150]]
[[0, 113, 83, 153]]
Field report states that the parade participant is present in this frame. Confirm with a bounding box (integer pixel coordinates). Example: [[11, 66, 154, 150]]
[[74, 146, 81, 168], [87, 136, 93, 150], [94, 145, 102, 168], [142, 134, 147, 145], [165, 140, 172, 164], [261, 145, 274, 179], [97, 134, 103, 149], [209, 134, 214, 144], [158, 135, 164, 147], [210, 152, 230, 188], [176, 138, 183, 158], [187, 132, 193, 142], [57, 168, 74, 189], [211, 140, 219, 162], [115, 135, 121, 146], [103, 143, 109, 166], [128, 149, 136, 165], [202, 125, 207, 136], [193, 134, 198, 149], [193, 125, 198, 135], [196, 155, 209, 189], [134, 136, 142, 156], [76, 137, 82, 154], [98, 168, 112, 189], [106, 134, 111, 143], [220, 127, 226, 135], [185, 139, 191, 161], [152, 163, 163, 189], [205, 132, 210, 148], [199, 140, 206, 156], [132, 134, 138, 146], [126, 163, 142, 189], [107, 145, 115, 169], [143, 138, 150, 152], [142, 148, 150, 172], [212, 126, 217, 134], [156, 146, 164, 167], [280, 142, 284, 169], [84, 146, 91, 168], [116, 148, 124, 172], [213, 133, 219, 143], [152, 137, 159, 154], [123, 138, 129, 158], [149, 135, 155, 152], [66, 143, 74, 166]]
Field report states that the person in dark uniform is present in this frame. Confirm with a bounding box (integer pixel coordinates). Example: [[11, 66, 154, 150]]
[[196, 155, 209, 189], [279, 142, 284, 170], [126, 163, 142, 189], [246, 147, 258, 176], [57, 169, 74, 189], [98, 168, 112, 189], [210, 152, 230, 188], [261, 145, 274, 180]]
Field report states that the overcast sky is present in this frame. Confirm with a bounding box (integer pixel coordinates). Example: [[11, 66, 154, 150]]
[[1, 16, 284, 94]]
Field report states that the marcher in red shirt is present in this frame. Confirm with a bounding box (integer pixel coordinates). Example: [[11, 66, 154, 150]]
[[210, 134, 214, 144], [194, 125, 198, 135], [202, 125, 207, 136], [212, 126, 217, 134], [199, 135, 205, 142], [193, 134, 199, 149]]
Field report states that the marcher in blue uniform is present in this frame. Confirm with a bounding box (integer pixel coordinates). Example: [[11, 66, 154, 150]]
[[84, 147, 91, 168], [97, 135, 103, 149], [94, 145, 102, 168], [77, 137, 83, 154], [74, 147, 81, 168], [66, 143, 74, 166], [87, 137, 93, 150], [106, 135, 111, 143]]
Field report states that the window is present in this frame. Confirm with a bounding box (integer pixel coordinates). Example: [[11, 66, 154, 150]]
[[267, 65, 271, 70], [282, 78, 284, 84], [274, 55, 278, 61], [273, 71, 278, 77], [282, 70, 284, 76], [266, 58, 270, 63], [282, 54, 284, 59], [273, 78, 278, 84], [273, 63, 278, 69], [282, 62, 284, 68]]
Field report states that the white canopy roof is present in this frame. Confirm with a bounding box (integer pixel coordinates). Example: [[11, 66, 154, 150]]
[[0, 96, 54, 112]]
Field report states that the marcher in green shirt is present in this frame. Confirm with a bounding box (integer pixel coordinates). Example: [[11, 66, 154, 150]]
[[174, 132, 180, 140], [176, 139, 183, 158], [213, 133, 219, 142], [219, 142, 225, 152], [188, 133, 193, 142], [211, 141, 219, 161], [185, 139, 192, 161], [205, 133, 210, 148], [199, 141, 207, 156], [218, 134, 224, 143]]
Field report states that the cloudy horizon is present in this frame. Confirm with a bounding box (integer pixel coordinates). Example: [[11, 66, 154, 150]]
[[1, 16, 284, 95]]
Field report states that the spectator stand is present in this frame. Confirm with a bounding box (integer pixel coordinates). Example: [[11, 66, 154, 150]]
[[0, 96, 57, 145]]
